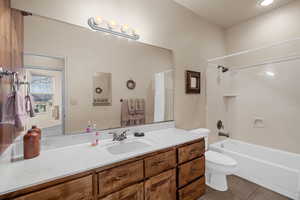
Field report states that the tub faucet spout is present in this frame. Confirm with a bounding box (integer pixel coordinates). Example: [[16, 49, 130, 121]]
[[218, 131, 230, 138]]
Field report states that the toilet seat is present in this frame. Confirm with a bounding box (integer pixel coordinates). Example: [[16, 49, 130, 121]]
[[205, 151, 237, 167]]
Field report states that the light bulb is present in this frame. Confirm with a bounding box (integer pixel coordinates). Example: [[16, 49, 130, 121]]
[[121, 24, 130, 33], [259, 0, 274, 7], [132, 29, 139, 36], [109, 20, 117, 28], [95, 16, 103, 25]]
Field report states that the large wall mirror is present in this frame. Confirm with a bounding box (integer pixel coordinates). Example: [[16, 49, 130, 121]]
[[22, 14, 174, 137]]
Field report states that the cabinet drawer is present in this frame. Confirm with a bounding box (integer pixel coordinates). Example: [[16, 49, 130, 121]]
[[98, 160, 144, 197], [178, 156, 205, 187], [99, 183, 143, 200], [178, 177, 205, 200], [13, 175, 93, 200], [145, 150, 176, 177], [178, 140, 205, 164], [145, 169, 176, 200]]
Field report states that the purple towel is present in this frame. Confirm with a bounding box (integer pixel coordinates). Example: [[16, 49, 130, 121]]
[[1, 90, 26, 129], [14, 90, 26, 129], [1, 93, 15, 125]]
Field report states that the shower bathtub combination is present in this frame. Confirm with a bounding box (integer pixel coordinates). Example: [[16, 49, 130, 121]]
[[207, 38, 300, 200], [210, 139, 300, 200]]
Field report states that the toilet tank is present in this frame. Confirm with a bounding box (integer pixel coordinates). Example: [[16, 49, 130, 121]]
[[189, 128, 210, 151]]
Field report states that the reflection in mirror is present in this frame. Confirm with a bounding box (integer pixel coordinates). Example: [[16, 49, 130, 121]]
[[22, 15, 174, 137], [24, 65, 64, 137]]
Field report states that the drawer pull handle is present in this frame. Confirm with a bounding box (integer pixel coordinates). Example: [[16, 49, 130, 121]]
[[182, 189, 196, 198], [190, 166, 199, 173], [152, 160, 165, 166], [189, 149, 198, 155], [151, 179, 169, 191], [113, 173, 129, 181]]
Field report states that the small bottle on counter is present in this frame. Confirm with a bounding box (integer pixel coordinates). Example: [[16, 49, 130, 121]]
[[91, 124, 100, 146], [23, 129, 40, 159], [86, 120, 92, 133]]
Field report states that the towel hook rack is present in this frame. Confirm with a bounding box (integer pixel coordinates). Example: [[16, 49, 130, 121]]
[[0, 67, 17, 78]]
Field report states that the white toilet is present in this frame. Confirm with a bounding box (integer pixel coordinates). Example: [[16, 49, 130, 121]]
[[190, 129, 237, 191]]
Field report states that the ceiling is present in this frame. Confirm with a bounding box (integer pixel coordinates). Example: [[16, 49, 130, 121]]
[[173, 0, 295, 28]]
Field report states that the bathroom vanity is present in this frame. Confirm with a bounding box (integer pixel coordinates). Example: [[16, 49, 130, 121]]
[[0, 129, 206, 200]]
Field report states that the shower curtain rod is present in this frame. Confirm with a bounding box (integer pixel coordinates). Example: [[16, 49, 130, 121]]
[[207, 37, 300, 63], [226, 53, 300, 72]]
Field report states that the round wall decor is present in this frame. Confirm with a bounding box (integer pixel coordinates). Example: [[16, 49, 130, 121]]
[[126, 79, 136, 90], [95, 87, 103, 94]]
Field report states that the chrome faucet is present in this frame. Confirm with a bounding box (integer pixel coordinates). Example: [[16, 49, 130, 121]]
[[112, 130, 129, 141], [217, 120, 230, 138], [218, 131, 230, 138]]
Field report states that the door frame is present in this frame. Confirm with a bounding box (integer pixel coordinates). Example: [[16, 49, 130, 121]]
[[23, 53, 66, 136]]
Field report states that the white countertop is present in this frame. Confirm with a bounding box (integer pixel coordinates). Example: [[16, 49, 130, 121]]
[[0, 128, 203, 196]]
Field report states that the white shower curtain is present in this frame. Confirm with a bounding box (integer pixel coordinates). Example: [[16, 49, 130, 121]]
[[154, 70, 174, 122]]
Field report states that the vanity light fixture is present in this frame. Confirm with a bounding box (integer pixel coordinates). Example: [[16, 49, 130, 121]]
[[259, 0, 274, 7], [88, 17, 140, 40]]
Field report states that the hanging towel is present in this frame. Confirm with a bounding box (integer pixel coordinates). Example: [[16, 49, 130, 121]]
[[135, 99, 145, 115], [25, 95, 35, 118], [14, 90, 26, 129], [1, 90, 26, 129], [128, 99, 136, 115], [121, 99, 129, 127], [135, 99, 145, 125], [1, 93, 16, 125]]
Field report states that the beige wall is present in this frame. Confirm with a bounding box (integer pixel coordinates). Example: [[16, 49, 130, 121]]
[[12, 0, 226, 130], [225, 0, 300, 54], [24, 16, 174, 133], [206, 1, 300, 153]]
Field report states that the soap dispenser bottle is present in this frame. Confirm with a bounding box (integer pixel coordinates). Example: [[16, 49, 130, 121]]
[[91, 124, 100, 146], [86, 121, 92, 133]]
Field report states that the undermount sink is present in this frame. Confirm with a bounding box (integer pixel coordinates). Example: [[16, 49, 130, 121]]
[[106, 140, 152, 155]]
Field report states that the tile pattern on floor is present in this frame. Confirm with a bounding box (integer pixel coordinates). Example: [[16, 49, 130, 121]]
[[199, 175, 292, 200]]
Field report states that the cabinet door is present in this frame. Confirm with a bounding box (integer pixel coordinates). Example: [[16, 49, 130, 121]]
[[178, 140, 205, 164], [98, 160, 144, 197], [99, 183, 143, 200], [13, 175, 93, 200], [178, 156, 205, 187], [144, 169, 176, 200], [145, 150, 176, 178], [178, 177, 205, 200]]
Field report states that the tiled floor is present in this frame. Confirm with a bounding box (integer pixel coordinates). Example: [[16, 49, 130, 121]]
[[199, 175, 292, 200]]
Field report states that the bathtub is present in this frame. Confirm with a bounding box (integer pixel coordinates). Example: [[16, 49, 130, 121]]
[[210, 139, 300, 200]]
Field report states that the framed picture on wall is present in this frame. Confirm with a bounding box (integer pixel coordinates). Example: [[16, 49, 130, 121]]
[[185, 70, 201, 94]]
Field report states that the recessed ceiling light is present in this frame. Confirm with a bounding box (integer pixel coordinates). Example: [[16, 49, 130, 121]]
[[265, 71, 275, 77], [259, 0, 274, 7]]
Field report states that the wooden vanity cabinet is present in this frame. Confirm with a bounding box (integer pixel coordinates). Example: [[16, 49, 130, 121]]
[[178, 156, 205, 187], [178, 140, 205, 164], [5, 138, 206, 200], [177, 141, 206, 200], [13, 175, 93, 200], [99, 183, 144, 200], [178, 177, 206, 200], [145, 169, 176, 200], [144, 150, 176, 178], [98, 160, 144, 197]]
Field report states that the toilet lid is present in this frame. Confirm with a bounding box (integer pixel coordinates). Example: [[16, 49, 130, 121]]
[[205, 151, 237, 166]]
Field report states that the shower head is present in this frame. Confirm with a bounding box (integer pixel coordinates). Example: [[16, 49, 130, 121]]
[[217, 65, 229, 73]]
